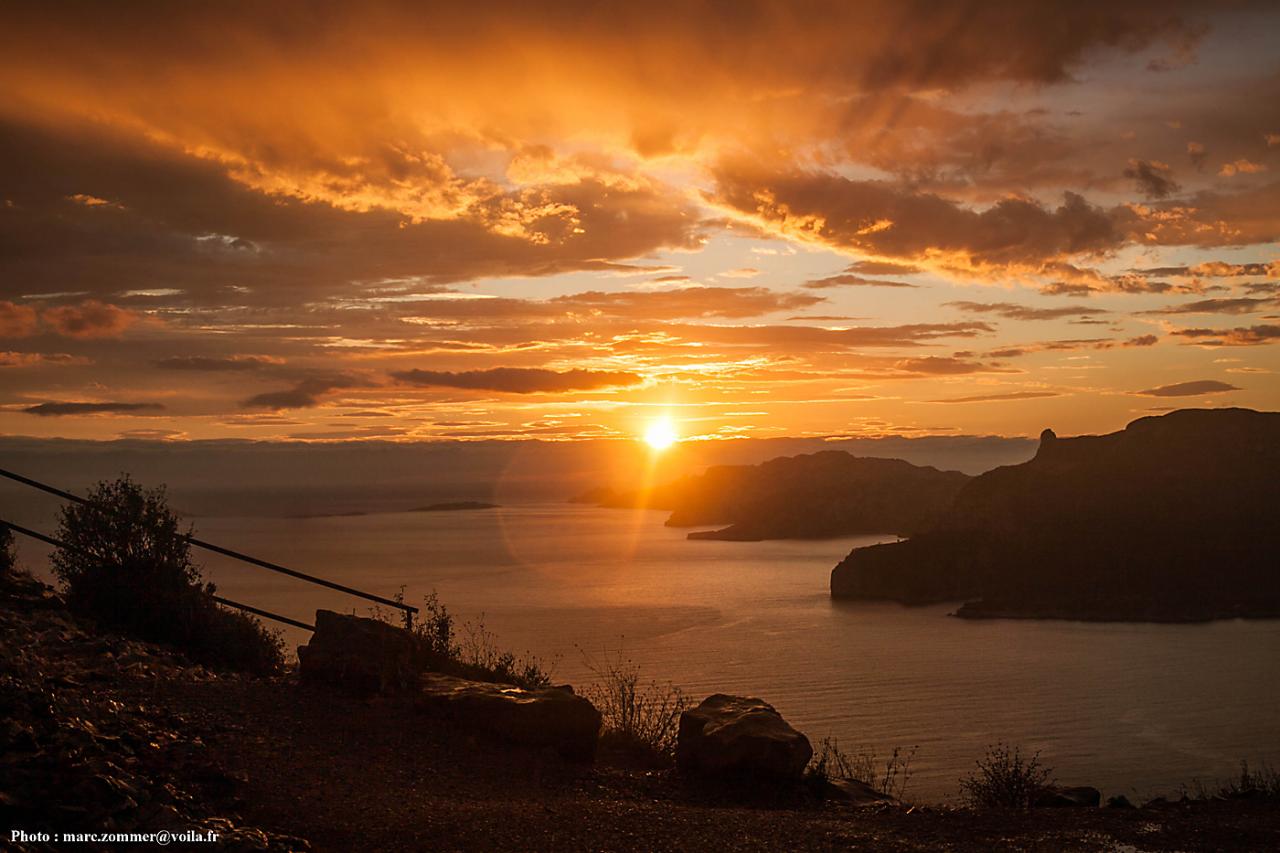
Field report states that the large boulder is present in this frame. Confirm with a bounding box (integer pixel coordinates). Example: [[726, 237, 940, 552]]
[[415, 673, 601, 762], [297, 610, 417, 695], [677, 694, 812, 781]]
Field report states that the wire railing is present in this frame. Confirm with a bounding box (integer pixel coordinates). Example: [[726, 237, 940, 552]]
[[0, 466, 419, 630], [0, 518, 316, 631]]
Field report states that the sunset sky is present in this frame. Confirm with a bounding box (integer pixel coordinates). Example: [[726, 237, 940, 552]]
[[1, 1, 1277, 445]]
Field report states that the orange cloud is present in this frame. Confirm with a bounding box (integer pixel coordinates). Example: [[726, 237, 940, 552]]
[[40, 299, 139, 339], [0, 301, 38, 337]]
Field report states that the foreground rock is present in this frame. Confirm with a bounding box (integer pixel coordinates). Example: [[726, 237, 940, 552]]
[[415, 672, 601, 762], [0, 569, 306, 851], [677, 694, 812, 781], [297, 609, 417, 695], [822, 778, 896, 805], [1036, 785, 1102, 808]]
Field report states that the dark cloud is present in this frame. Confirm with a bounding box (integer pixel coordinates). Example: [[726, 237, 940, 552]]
[[927, 391, 1061, 403], [1135, 379, 1240, 396], [391, 367, 643, 393], [714, 165, 1120, 269], [658, 322, 995, 350], [1187, 141, 1207, 170], [0, 3, 1212, 117], [156, 355, 279, 370], [0, 351, 86, 367], [241, 375, 369, 410], [892, 357, 1015, 375], [980, 336, 1151, 357], [946, 301, 1108, 321], [1123, 158, 1180, 199], [22, 401, 164, 416], [1131, 261, 1277, 277], [0, 118, 702, 306], [802, 274, 917, 289], [1116, 181, 1280, 248], [0, 301, 39, 338], [39, 299, 139, 339], [1145, 297, 1277, 315], [1170, 324, 1280, 346], [844, 261, 921, 275]]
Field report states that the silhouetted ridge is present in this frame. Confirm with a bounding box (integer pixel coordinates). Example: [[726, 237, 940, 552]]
[[831, 408, 1280, 621], [575, 451, 970, 540]]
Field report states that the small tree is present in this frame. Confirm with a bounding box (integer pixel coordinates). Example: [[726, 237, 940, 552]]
[[52, 476, 283, 675]]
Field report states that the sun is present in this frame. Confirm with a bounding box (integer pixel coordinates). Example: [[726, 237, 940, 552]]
[[644, 417, 678, 451]]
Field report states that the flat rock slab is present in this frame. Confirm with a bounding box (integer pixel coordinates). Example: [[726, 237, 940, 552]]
[[1036, 785, 1102, 808], [416, 673, 601, 762], [677, 694, 812, 781], [824, 778, 896, 805]]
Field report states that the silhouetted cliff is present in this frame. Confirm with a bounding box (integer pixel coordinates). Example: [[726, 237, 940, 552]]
[[574, 452, 969, 540], [830, 408, 1280, 621]]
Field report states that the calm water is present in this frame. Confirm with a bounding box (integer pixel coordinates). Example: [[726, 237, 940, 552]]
[[20, 502, 1280, 802]]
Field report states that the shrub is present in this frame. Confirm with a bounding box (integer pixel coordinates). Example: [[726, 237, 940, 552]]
[[579, 646, 689, 764], [959, 742, 1054, 809], [0, 524, 16, 575], [1185, 760, 1280, 801], [807, 737, 917, 800], [1221, 761, 1280, 799], [381, 589, 553, 689], [51, 476, 283, 676]]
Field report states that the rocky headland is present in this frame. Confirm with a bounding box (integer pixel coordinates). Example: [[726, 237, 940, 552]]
[[579, 452, 970, 541], [410, 501, 500, 512], [831, 408, 1280, 622]]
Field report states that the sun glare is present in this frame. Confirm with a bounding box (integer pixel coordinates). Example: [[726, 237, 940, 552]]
[[644, 418, 678, 451]]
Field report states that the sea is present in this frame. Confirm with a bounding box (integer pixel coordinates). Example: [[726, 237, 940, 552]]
[[13, 500, 1280, 803]]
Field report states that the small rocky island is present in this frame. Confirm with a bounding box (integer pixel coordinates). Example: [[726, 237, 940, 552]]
[[411, 501, 500, 512], [578, 452, 970, 541], [831, 408, 1280, 622]]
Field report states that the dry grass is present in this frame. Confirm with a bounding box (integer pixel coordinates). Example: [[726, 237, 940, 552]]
[[579, 646, 690, 764], [807, 737, 917, 800]]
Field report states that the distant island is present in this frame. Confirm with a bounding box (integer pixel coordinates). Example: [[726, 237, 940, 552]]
[[831, 408, 1280, 622], [411, 501, 500, 512], [576, 452, 970, 541]]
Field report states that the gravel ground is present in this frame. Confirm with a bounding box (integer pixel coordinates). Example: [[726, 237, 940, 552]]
[[118, 662, 1280, 851], [4, 571, 1279, 852]]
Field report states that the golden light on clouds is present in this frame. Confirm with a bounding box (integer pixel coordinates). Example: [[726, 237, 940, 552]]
[[0, 2, 1276, 444]]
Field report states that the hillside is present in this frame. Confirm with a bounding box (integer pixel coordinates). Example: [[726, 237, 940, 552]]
[[5, 568, 1278, 852], [578, 452, 971, 541], [830, 408, 1280, 621]]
